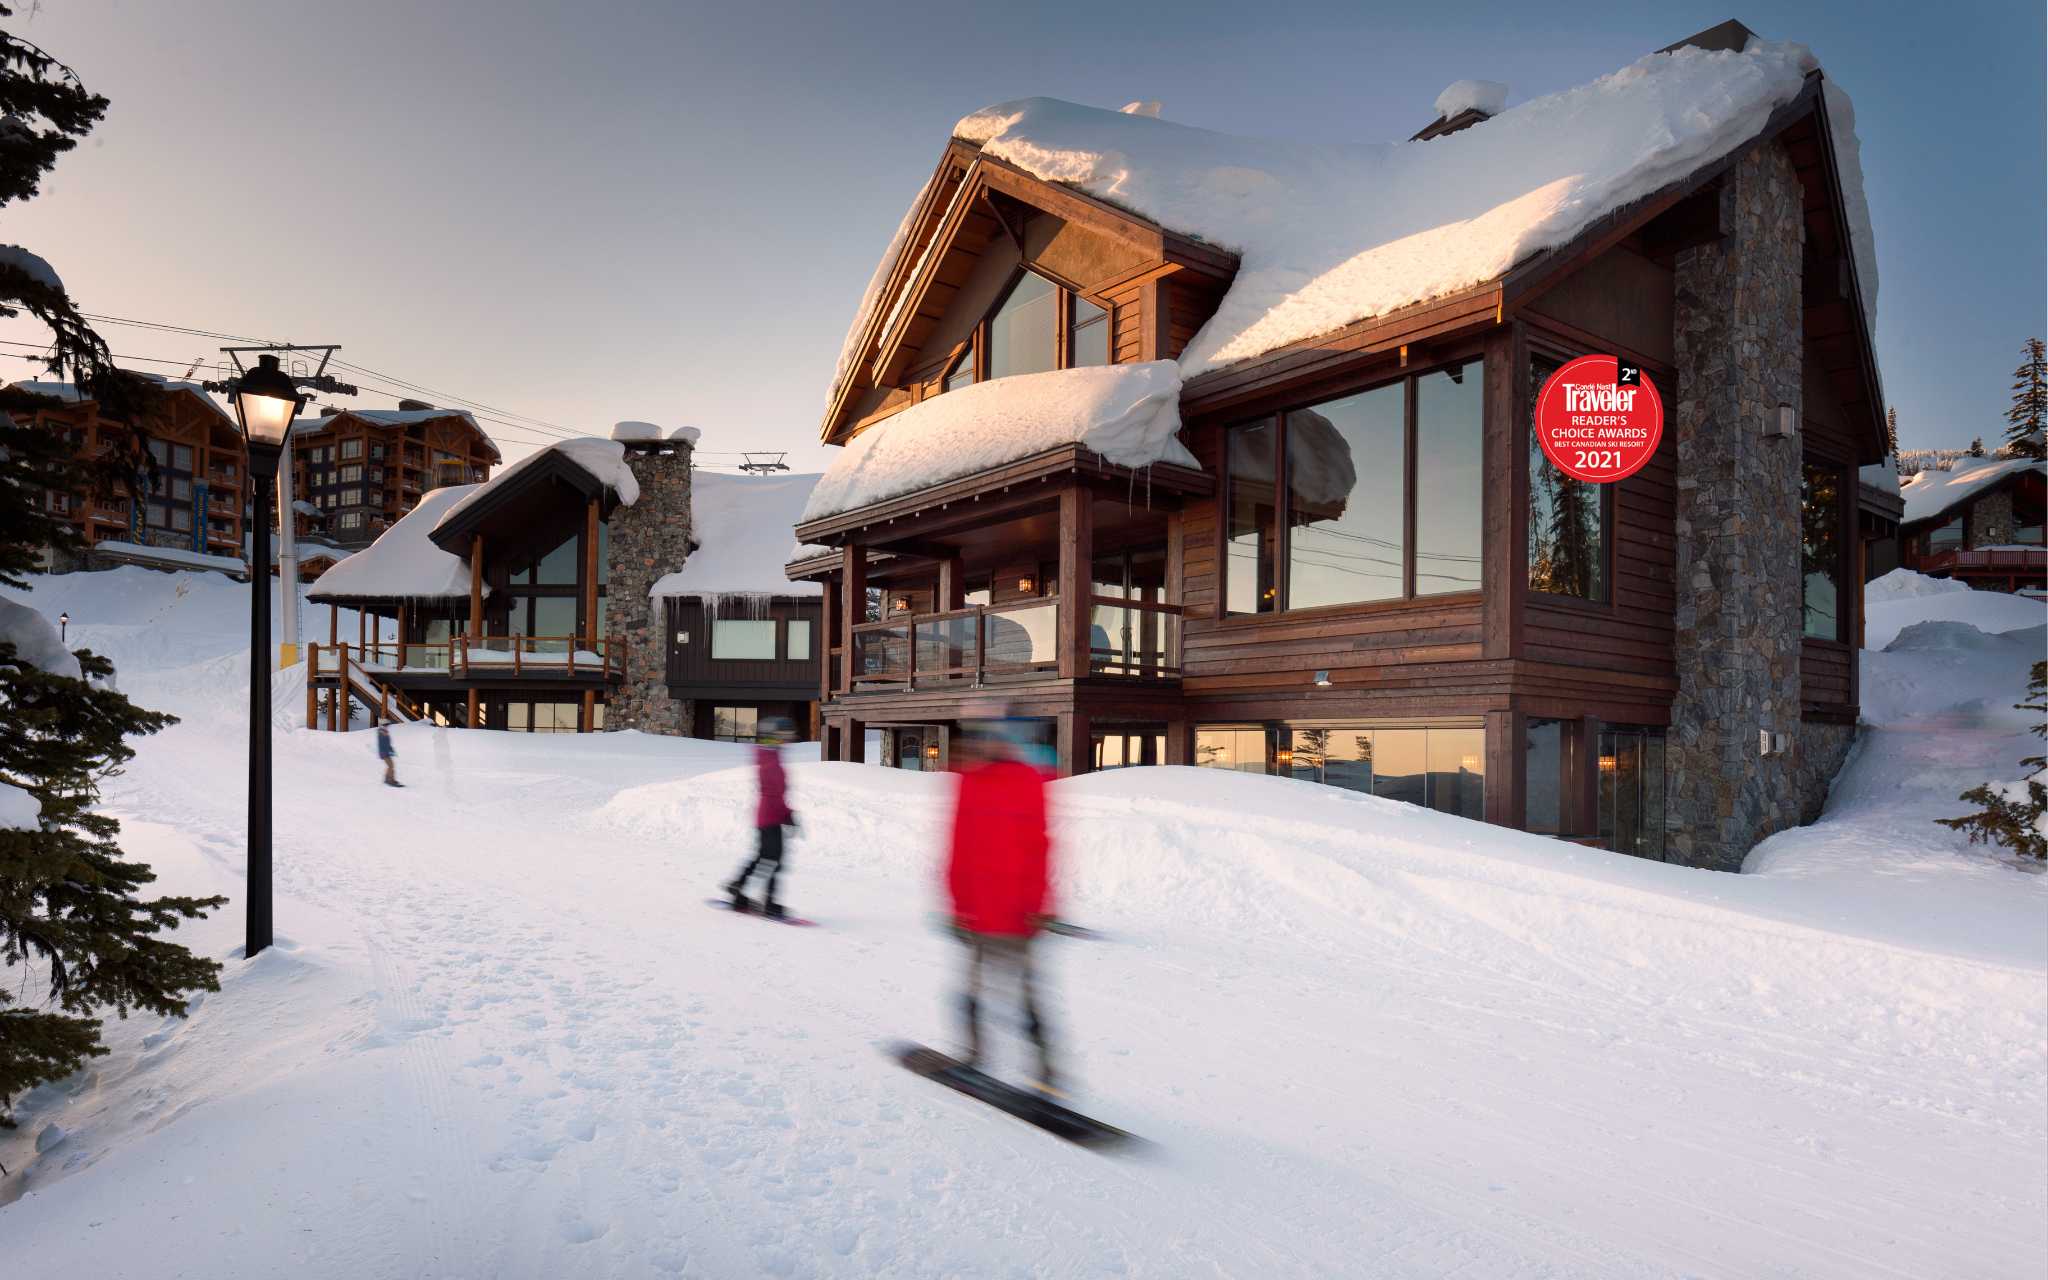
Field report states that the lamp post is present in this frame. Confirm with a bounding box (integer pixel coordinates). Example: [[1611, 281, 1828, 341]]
[[58, 612, 67, 643], [231, 354, 302, 959]]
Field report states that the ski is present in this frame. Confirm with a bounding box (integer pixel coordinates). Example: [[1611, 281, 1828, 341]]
[[892, 1042, 1142, 1151], [705, 898, 818, 927]]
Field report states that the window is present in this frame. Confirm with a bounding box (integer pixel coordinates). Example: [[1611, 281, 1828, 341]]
[[786, 619, 812, 660], [711, 619, 777, 659], [170, 509, 192, 532], [369, 468, 383, 483], [1524, 718, 1565, 834], [1801, 461, 1844, 641], [988, 271, 1059, 380], [946, 345, 976, 392], [341, 488, 363, 506], [1527, 354, 1610, 601], [1924, 517, 1963, 554], [146, 503, 166, 526], [711, 706, 759, 741], [339, 511, 363, 529], [171, 478, 192, 501], [339, 464, 363, 483], [1196, 724, 1485, 819], [148, 440, 168, 465], [506, 702, 580, 733], [536, 536, 578, 584], [340, 439, 364, 460], [1599, 725, 1665, 860], [1226, 364, 1484, 614], [172, 444, 193, 470], [1072, 295, 1109, 367]]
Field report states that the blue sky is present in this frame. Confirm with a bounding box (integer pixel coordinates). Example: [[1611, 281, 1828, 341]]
[[2, 0, 2040, 469]]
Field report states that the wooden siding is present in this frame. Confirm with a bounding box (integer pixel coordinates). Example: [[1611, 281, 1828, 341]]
[[666, 598, 824, 691]]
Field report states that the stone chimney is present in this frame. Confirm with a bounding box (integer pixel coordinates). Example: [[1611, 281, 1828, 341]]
[[605, 430, 695, 734]]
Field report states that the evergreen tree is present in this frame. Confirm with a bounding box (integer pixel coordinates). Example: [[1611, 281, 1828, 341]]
[[1936, 661, 2048, 861], [1967, 436, 1986, 458], [0, 7, 221, 1129], [2005, 338, 2047, 460], [1884, 405, 1898, 458], [0, 5, 168, 587]]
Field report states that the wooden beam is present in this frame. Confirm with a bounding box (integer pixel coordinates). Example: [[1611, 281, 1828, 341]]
[[840, 545, 866, 695], [1057, 486, 1093, 679], [584, 495, 601, 649], [1138, 276, 1173, 363], [1575, 714, 1601, 839], [937, 555, 966, 612], [1055, 709, 1090, 779], [469, 535, 485, 637]]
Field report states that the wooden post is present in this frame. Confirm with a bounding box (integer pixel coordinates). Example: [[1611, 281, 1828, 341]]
[[396, 603, 408, 668], [306, 643, 318, 729], [844, 716, 866, 764], [584, 495, 601, 648], [937, 556, 966, 612], [840, 546, 866, 695], [1165, 720, 1193, 767], [820, 575, 839, 707], [1055, 710, 1090, 778], [469, 534, 485, 637], [1057, 486, 1093, 679], [582, 688, 596, 733], [1485, 708, 1522, 829], [1138, 276, 1173, 363], [1575, 714, 1602, 839], [328, 603, 338, 645], [467, 686, 480, 730]]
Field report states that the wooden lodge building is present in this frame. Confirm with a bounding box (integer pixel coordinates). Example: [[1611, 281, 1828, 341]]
[[788, 21, 1891, 870], [1897, 459, 2047, 595], [286, 403, 501, 549], [11, 375, 253, 573], [304, 428, 826, 740]]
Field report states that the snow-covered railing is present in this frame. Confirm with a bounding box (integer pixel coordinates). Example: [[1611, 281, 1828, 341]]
[[848, 595, 1180, 689]]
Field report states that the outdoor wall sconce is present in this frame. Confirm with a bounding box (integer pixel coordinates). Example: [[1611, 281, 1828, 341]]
[[1275, 746, 1294, 768], [1764, 404, 1797, 439], [1016, 576, 1035, 593], [1313, 669, 1331, 686], [891, 596, 912, 611], [1599, 754, 1618, 772]]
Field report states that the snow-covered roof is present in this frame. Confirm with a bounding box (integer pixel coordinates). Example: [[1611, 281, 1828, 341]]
[[93, 540, 247, 577], [802, 361, 1191, 524], [433, 439, 640, 534], [1858, 459, 1901, 496], [651, 472, 825, 600], [292, 405, 491, 440], [308, 485, 487, 601], [834, 38, 1872, 403], [7, 377, 231, 420], [1901, 459, 2046, 525]]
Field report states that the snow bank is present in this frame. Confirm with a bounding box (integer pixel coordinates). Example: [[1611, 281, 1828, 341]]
[[1866, 580, 2047, 651], [0, 595, 82, 680], [954, 41, 1836, 375], [1865, 567, 1971, 604], [803, 361, 1191, 522], [436, 439, 639, 532], [309, 485, 486, 601], [648, 472, 824, 600], [1901, 457, 2045, 523]]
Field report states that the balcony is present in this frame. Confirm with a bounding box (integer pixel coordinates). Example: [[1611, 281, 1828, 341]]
[[848, 596, 1180, 691], [1919, 546, 2046, 577], [313, 635, 626, 682]]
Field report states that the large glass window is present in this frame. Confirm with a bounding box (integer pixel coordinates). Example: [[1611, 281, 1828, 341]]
[[1923, 517, 1963, 554], [1414, 367, 1484, 595], [1801, 461, 1844, 641], [1527, 355, 1609, 600], [711, 706, 759, 741], [988, 271, 1059, 380], [712, 619, 778, 660], [1226, 423, 1278, 615], [1196, 724, 1485, 820], [786, 619, 812, 660], [1524, 718, 1564, 834], [1286, 387, 1406, 608], [1227, 365, 1484, 614], [1598, 724, 1665, 860]]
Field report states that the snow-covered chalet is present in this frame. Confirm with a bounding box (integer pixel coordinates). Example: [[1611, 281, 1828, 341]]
[[788, 20, 1891, 871]]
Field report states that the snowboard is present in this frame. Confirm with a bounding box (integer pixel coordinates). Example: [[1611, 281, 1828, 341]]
[[892, 1042, 1141, 1151], [705, 898, 818, 927]]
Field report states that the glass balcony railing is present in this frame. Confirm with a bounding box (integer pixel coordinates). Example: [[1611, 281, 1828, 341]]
[[845, 596, 1176, 690]]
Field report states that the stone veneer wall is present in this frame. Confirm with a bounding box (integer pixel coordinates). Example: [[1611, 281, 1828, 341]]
[[1667, 141, 1818, 872], [1967, 490, 2016, 548], [605, 441, 694, 735]]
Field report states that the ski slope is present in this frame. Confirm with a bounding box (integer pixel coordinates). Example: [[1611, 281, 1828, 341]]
[[2, 566, 2043, 1279]]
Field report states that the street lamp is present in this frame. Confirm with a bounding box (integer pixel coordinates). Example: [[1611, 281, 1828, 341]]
[[231, 354, 302, 960], [58, 612, 67, 643]]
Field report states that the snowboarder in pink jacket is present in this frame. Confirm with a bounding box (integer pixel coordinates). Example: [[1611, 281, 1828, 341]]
[[722, 717, 799, 916]]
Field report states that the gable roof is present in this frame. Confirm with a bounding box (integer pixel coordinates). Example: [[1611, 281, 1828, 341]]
[[427, 439, 637, 553], [827, 30, 1887, 461], [306, 484, 485, 604], [293, 405, 503, 465], [1900, 459, 2048, 530]]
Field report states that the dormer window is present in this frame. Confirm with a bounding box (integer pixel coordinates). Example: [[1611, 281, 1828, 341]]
[[951, 269, 1117, 391]]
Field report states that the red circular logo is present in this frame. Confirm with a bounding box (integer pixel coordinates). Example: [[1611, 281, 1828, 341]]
[[1534, 355, 1663, 484]]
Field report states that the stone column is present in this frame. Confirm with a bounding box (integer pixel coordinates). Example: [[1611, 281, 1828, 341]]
[[605, 440, 694, 734], [1667, 142, 1806, 871], [1968, 491, 2015, 548]]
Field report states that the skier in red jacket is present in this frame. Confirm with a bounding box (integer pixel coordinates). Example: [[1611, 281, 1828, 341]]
[[723, 717, 798, 917], [945, 720, 1058, 1092]]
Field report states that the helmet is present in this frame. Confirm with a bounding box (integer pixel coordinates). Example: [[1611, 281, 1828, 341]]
[[757, 716, 799, 744]]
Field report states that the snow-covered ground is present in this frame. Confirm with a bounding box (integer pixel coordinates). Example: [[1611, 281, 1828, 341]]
[[2, 566, 2042, 1278]]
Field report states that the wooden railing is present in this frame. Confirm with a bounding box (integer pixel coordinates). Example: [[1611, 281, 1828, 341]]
[[306, 635, 626, 731], [847, 596, 1180, 690], [1917, 546, 2045, 575]]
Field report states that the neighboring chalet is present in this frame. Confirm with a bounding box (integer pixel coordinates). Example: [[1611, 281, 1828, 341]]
[[1897, 459, 2047, 594], [304, 425, 824, 741], [287, 402, 501, 548], [10, 375, 252, 571], [789, 22, 1891, 870], [650, 471, 826, 741]]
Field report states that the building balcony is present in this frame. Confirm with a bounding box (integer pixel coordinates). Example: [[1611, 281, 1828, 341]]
[[1919, 546, 2046, 576], [845, 596, 1181, 694]]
